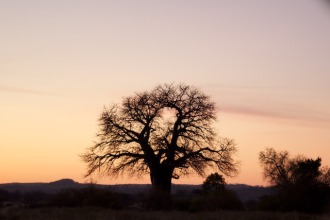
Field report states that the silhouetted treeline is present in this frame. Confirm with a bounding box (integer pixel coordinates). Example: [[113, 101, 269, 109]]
[[1, 184, 242, 211], [48, 185, 243, 211], [253, 179, 330, 213], [49, 185, 129, 209], [0, 189, 50, 208], [257, 148, 330, 214], [1, 182, 329, 213]]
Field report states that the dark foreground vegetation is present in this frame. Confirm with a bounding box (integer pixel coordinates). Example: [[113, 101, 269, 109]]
[[258, 148, 330, 214], [1, 181, 330, 219], [2, 148, 330, 218], [0, 184, 242, 211], [1, 207, 330, 220]]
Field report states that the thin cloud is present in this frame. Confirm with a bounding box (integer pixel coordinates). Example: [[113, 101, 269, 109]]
[[201, 83, 308, 91], [201, 83, 330, 127], [220, 105, 287, 119], [0, 85, 56, 96], [219, 104, 330, 127]]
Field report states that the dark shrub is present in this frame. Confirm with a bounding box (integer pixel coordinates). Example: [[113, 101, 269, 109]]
[[190, 190, 242, 212], [49, 186, 129, 209], [142, 190, 172, 210]]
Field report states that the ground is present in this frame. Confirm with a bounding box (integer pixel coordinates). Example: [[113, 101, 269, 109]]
[[1, 207, 329, 220]]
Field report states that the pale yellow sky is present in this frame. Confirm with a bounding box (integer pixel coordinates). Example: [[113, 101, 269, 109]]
[[1, 0, 330, 185]]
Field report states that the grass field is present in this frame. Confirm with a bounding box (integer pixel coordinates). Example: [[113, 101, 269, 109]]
[[1, 207, 330, 220]]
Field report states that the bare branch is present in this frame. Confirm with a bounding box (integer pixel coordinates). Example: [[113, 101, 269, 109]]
[[82, 83, 239, 192]]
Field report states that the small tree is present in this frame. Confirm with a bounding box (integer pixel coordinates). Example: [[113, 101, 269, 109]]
[[190, 172, 242, 211], [82, 83, 239, 194], [259, 148, 291, 187], [202, 173, 226, 192], [259, 147, 330, 213], [289, 158, 321, 186], [259, 148, 323, 188]]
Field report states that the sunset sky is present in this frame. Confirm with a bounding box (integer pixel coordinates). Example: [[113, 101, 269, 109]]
[[1, 0, 330, 186]]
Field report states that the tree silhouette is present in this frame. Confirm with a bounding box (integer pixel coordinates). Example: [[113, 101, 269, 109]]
[[259, 148, 291, 187], [259, 148, 330, 213], [202, 173, 226, 192], [319, 166, 330, 187], [259, 148, 323, 188], [289, 158, 321, 186], [82, 83, 238, 194]]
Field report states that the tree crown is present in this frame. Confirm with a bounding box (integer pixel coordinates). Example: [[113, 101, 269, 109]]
[[202, 172, 226, 192], [259, 147, 326, 187], [82, 83, 238, 181]]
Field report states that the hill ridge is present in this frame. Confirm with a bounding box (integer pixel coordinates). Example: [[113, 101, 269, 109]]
[[0, 179, 274, 202]]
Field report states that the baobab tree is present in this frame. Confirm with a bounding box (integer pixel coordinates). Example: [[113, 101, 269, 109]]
[[82, 83, 239, 194]]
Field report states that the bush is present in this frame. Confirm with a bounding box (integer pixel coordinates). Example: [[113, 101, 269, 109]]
[[142, 190, 172, 210], [190, 190, 242, 212], [49, 186, 129, 209], [257, 184, 330, 213]]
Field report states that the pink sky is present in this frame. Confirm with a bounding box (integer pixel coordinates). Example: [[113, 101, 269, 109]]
[[1, 0, 330, 185]]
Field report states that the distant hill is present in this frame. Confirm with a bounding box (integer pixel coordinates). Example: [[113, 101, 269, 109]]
[[0, 179, 274, 202], [0, 178, 81, 194], [226, 184, 275, 202]]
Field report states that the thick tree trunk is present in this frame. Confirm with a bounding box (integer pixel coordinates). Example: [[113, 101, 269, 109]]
[[148, 165, 173, 210], [150, 164, 173, 194]]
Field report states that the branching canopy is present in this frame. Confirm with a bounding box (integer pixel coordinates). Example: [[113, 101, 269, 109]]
[[259, 148, 291, 186], [82, 84, 239, 181], [259, 147, 326, 188]]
